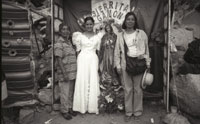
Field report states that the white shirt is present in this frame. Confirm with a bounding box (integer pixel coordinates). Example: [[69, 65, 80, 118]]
[[124, 31, 145, 57]]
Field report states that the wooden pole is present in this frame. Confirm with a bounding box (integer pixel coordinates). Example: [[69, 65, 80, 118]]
[[167, 0, 171, 113], [51, 0, 55, 110]]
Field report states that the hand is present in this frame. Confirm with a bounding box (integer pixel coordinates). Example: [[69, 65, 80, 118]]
[[146, 58, 151, 69], [147, 64, 151, 69], [63, 73, 69, 82], [117, 67, 122, 75]]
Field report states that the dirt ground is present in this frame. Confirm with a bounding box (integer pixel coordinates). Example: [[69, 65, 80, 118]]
[[31, 99, 166, 124]]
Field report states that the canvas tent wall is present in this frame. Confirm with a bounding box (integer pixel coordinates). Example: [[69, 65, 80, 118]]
[[1, 0, 170, 111], [62, 0, 165, 93]]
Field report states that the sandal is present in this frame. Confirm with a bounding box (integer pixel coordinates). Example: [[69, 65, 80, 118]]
[[69, 108, 77, 116], [124, 115, 132, 122], [62, 113, 72, 120]]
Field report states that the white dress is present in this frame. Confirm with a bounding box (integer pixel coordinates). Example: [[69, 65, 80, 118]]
[[72, 32, 103, 114]]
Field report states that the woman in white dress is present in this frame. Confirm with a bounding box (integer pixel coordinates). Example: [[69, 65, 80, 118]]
[[72, 17, 103, 114]]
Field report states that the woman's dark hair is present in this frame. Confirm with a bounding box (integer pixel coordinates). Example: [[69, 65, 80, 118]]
[[122, 12, 139, 30], [104, 24, 113, 33], [84, 16, 95, 25], [58, 23, 72, 40], [59, 23, 71, 33], [59, 23, 64, 33]]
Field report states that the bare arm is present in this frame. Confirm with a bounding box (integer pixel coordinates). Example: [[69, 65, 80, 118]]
[[114, 33, 122, 74], [143, 31, 151, 68], [57, 57, 68, 81]]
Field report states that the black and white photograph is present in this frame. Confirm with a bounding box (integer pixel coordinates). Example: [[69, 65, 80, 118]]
[[1, 0, 200, 124]]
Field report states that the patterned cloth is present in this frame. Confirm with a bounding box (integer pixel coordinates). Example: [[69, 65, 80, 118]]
[[55, 37, 77, 81]]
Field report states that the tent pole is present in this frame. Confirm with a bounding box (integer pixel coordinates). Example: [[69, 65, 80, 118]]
[[51, 0, 55, 110], [167, 0, 171, 113]]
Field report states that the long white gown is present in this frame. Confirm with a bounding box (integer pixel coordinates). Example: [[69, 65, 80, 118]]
[[72, 32, 103, 114]]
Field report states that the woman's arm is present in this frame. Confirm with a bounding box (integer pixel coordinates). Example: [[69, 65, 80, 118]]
[[114, 33, 122, 74], [143, 31, 151, 68], [57, 57, 68, 81], [72, 32, 82, 52], [145, 34, 150, 58]]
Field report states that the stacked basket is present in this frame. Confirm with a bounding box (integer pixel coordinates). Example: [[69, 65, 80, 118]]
[[1, 3, 35, 105]]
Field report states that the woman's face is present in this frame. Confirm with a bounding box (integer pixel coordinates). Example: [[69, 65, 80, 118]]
[[125, 15, 136, 29], [60, 25, 70, 38], [105, 25, 111, 33], [85, 20, 94, 32]]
